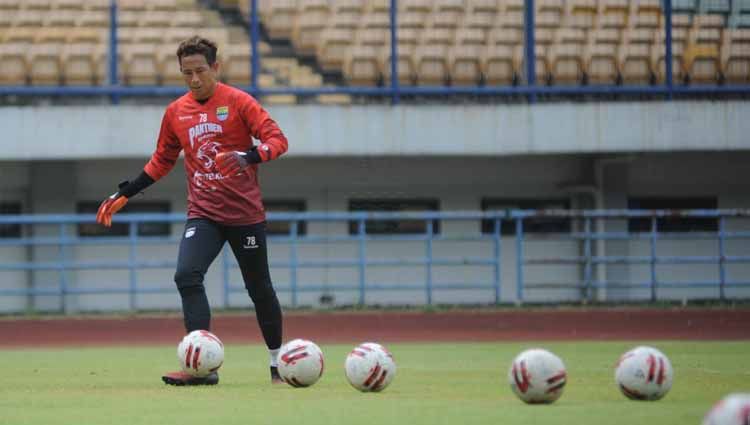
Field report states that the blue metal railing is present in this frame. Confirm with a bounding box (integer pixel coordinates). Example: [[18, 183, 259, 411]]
[[1, 0, 749, 102], [1, 210, 749, 312]]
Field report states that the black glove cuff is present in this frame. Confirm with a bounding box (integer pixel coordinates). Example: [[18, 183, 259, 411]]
[[118, 171, 156, 198], [245, 148, 263, 164]]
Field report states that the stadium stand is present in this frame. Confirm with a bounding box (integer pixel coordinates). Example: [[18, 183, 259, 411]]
[[0, 0, 749, 97]]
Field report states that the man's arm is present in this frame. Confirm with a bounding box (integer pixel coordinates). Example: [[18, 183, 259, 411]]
[[216, 95, 288, 176]]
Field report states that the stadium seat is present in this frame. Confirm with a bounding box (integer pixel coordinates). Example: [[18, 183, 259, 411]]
[[535, 28, 555, 46], [3, 27, 36, 44], [631, 12, 661, 29], [672, 14, 692, 29], [721, 36, 750, 83], [599, 0, 629, 26], [565, 0, 598, 30], [619, 43, 653, 84], [15, 10, 44, 26], [690, 27, 723, 48], [464, 0, 499, 30], [503, 0, 524, 13], [157, 45, 182, 85], [84, 0, 110, 11], [481, 44, 518, 85], [357, 28, 389, 47], [77, 10, 109, 27], [35, 27, 69, 45], [0, 43, 29, 85], [536, 0, 563, 29], [0, 10, 14, 27], [685, 44, 720, 83], [328, 11, 360, 30], [220, 43, 258, 86], [132, 28, 165, 44], [655, 28, 689, 49], [117, 11, 140, 27], [693, 14, 725, 29], [54, 0, 85, 10], [123, 43, 160, 85], [316, 28, 355, 72], [488, 28, 523, 46], [498, 10, 525, 29], [379, 44, 416, 85], [652, 43, 686, 84], [62, 42, 98, 85], [414, 44, 449, 85], [343, 45, 380, 85], [454, 28, 486, 47], [584, 43, 619, 84], [67, 28, 103, 44], [120, 0, 147, 12], [0, 0, 20, 9], [396, 28, 420, 48], [624, 27, 656, 45], [24, 0, 53, 10], [28, 43, 63, 86], [164, 28, 196, 45], [45, 10, 78, 26], [292, 12, 329, 56], [360, 12, 390, 30], [399, 12, 426, 30], [432, 0, 465, 29], [142, 11, 173, 28], [704, 0, 731, 15], [117, 27, 137, 44], [421, 28, 454, 48], [173, 11, 205, 28], [549, 43, 585, 84], [448, 44, 483, 85], [673, 0, 697, 14], [149, 0, 179, 12], [589, 28, 622, 45], [332, 0, 365, 17]]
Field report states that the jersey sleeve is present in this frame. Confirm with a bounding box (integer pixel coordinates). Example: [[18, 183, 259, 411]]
[[238, 94, 289, 162], [144, 106, 182, 181]]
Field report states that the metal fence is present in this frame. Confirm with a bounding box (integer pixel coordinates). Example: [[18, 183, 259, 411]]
[[1, 0, 749, 103], [1, 210, 749, 313]]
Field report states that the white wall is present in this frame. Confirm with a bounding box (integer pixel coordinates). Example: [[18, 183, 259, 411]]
[[1, 101, 750, 160], [0, 152, 749, 312]]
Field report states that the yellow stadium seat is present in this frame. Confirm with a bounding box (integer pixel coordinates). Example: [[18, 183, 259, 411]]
[[164, 28, 196, 45], [358, 28, 389, 47], [693, 14, 725, 29], [619, 43, 652, 84], [721, 39, 750, 83], [24, 0, 53, 10], [414, 44, 449, 85], [35, 27, 69, 44], [0, 43, 29, 85], [142, 11, 173, 28], [292, 12, 328, 56], [94, 44, 126, 85], [123, 43, 160, 85], [174, 11, 205, 28], [454, 28, 486, 47], [482, 44, 519, 86], [316, 28, 355, 72], [502, 0, 524, 13], [672, 14, 692, 29], [379, 43, 416, 86], [29, 43, 63, 86], [585, 43, 619, 84], [464, 0, 498, 30], [157, 45, 183, 86], [652, 43, 685, 84], [599, 0, 628, 26], [556, 28, 586, 45], [549, 43, 584, 84], [565, 0, 597, 30], [149, 0, 179, 12], [498, 10, 525, 29], [120, 0, 147, 11], [367, 0, 391, 14], [421, 28, 454, 47], [534, 28, 555, 46], [361, 12, 390, 29], [433, 0, 465, 29], [487, 28, 523, 46], [15, 10, 44, 26], [401, 0, 431, 19], [85, 0, 110, 11], [63, 42, 98, 85], [328, 12, 360, 29], [448, 44, 482, 85], [220, 44, 253, 86], [77, 10, 109, 27], [590, 28, 621, 45], [264, 0, 297, 40], [132, 28, 166, 44], [343, 45, 380, 86], [116, 27, 136, 44], [399, 11, 426, 29], [117, 10, 140, 27], [0, 10, 15, 27], [45, 9, 78, 26], [655, 28, 688, 50], [0, 0, 20, 10], [685, 44, 720, 84], [333, 0, 365, 15], [623, 28, 655, 45], [396, 28, 420, 47], [67, 28, 104, 44], [689, 28, 722, 49], [536, 0, 563, 29], [4, 27, 36, 44]]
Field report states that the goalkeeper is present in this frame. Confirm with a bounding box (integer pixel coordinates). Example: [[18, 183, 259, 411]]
[[96, 36, 287, 386]]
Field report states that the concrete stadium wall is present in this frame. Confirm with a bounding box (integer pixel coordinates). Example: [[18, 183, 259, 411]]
[[1, 101, 749, 159], [1, 152, 749, 312]]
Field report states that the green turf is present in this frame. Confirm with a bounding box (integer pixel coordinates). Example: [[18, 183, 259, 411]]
[[1, 341, 747, 425]]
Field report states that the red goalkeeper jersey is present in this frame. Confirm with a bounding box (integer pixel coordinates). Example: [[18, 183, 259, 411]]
[[144, 83, 288, 225]]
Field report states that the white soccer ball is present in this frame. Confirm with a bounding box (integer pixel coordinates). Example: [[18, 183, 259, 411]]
[[345, 342, 397, 392], [615, 346, 674, 401], [277, 338, 325, 387], [177, 330, 224, 378], [508, 348, 567, 404], [703, 394, 750, 425]]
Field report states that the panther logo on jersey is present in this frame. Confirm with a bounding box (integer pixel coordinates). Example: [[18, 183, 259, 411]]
[[196, 141, 220, 170]]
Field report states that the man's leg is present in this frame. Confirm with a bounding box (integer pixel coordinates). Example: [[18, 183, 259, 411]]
[[163, 218, 225, 386], [226, 221, 284, 383], [174, 218, 225, 332]]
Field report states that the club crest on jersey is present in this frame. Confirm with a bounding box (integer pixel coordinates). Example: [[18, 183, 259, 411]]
[[216, 106, 229, 121]]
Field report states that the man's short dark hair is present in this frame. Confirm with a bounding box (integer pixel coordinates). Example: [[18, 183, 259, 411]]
[[176, 36, 218, 66]]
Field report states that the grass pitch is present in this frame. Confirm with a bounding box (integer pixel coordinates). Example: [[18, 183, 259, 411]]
[[1, 341, 747, 425]]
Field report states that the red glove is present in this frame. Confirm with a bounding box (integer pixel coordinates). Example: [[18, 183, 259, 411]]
[[216, 151, 249, 176], [96, 193, 128, 227]]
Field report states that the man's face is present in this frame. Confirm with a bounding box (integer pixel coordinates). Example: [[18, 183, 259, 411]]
[[180, 53, 219, 100]]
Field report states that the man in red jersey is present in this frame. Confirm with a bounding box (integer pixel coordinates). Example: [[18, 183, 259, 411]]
[[96, 36, 287, 386]]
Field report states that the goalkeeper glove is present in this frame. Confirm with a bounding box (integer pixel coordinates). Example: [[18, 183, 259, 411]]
[[96, 181, 129, 227]]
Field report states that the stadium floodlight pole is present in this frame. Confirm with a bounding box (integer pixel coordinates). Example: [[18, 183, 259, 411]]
[[108, 0, 119, 105], [523, 0, 536, 104], [250, 0, 260, 95], [390, 0, 399, 105], [664, 0, 674, 101]]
